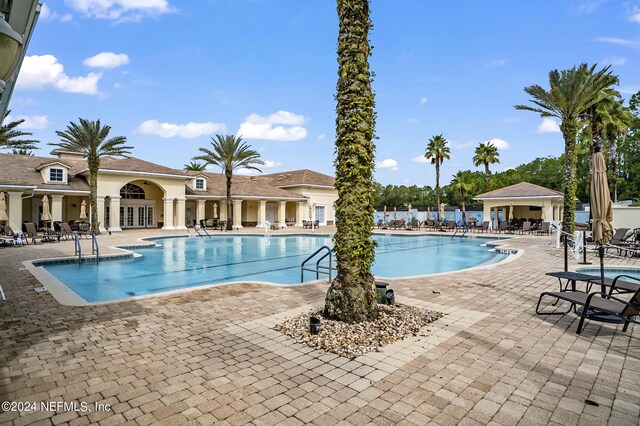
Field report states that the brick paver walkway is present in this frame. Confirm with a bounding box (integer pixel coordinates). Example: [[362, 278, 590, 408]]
[[1, 229, 639, 425]]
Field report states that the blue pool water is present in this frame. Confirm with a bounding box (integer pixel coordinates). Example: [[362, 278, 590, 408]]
[[41, 234, 508, 302], [576, 267, 640, 280]]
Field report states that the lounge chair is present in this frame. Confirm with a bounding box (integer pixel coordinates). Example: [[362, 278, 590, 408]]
[[535, 222, 551, 235], [518, 221, 531, 234], [536, 275, 640, 334], [496, 221, 508, 233], [478, 221, 490, 233], [23, 222, 47, 243], [605, 228, 632, 254]]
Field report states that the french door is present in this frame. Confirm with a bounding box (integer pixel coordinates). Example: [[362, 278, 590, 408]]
[[120, 204, 154, 228]]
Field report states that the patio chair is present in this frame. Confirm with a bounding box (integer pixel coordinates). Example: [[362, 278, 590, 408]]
[[536, 277, 640, 334], [605, 228, 631, 254], [59, 222, 78, 240], [496, 221, 509, 233], [518, 221, 531, 234], [478, 221, 490, 233], [535, 222, 551, 235], [23, 222, 46, 243]]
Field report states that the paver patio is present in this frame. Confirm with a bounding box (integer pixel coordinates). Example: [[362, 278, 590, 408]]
[[1, 228, 639, 425]]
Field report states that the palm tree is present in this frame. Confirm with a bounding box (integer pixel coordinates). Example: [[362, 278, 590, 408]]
[[193, 134, 263, 231], [473, 141, 500, 192], [515, 63, 615, 234], [184, 160, 206, 171], [451, 171, 472, 224], [600, 100, 633, 202], [51, 118, 132, 234], [11, 148, 34, 155], [0, 111, 39, 152], [324, 0, 378, 323], [424, 134, 450, 220]]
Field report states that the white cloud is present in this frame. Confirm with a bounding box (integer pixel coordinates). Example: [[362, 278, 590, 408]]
[[487, 138, 510, 150], [629, 5, 640, 23], [6, 114, 49, 129], [601, 56, 627, 66], [537, 118, 561, 133], [84, 52, 130, 68], [238, 111, 307, 141], [16, 55, 102, 95], [40, 4, 73, 21], [316, 133, 326, 140], [484, 59, 507, 67], [137, 119, 226, 138], [66, 0, 175, 21], [377, 159, 398, 171], [263, 160, 281, 168], [411, 155, 430, 164], [419, 96, 428, 105], [235, 168, 261, 176], [594, 37, 637, 47]]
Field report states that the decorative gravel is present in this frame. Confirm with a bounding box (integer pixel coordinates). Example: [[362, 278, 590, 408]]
[[275, 304, 444, 359]]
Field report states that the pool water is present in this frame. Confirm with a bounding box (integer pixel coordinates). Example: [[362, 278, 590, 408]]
[[42, 234, 508, 302], [576, 267, 640, 281]]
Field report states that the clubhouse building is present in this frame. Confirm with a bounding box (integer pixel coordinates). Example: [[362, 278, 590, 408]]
[[0, 151, 337, 232]]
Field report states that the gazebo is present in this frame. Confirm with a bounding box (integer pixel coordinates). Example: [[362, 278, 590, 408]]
[[474, 182, 564, 228]]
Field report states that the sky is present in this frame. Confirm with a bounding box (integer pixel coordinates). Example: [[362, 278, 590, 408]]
[[7, 0, 640, 188]]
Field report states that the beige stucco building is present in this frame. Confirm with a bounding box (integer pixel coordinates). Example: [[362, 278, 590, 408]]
[[0, 151, 337, 233], [474, 182, 564, 227]]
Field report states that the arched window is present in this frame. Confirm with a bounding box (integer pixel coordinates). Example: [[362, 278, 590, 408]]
[[120, 183, 145, 199]]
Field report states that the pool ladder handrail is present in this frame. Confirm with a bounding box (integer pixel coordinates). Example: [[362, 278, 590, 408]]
[[452, 226, 468, 239], [194, 226, 211, 238], [301, 245, 335, 283], [92, 233, 99, 263], [74, 233, 82, 261]]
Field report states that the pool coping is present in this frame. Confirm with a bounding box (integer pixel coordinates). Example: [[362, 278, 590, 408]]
[[22, 232, 523, 306]]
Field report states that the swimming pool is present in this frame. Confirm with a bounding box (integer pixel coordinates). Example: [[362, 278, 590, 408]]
[[37, 234, 510, 303], [576, 267, 640, 280]]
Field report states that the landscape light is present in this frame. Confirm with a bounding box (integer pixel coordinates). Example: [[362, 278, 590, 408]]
[[0, 14, 22, 92]]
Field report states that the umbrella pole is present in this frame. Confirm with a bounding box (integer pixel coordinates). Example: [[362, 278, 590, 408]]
[[598, 245, 605, 295], [563, 235, 568, 272]]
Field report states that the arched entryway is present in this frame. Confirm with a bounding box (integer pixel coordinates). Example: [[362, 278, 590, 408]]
[[118, 181, 163, 229]]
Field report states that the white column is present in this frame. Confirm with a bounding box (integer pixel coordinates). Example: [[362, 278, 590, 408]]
[[50, 194, 64, 223], [197, 199, 206, 223], [162, 197, 175, 230], [296, 201, 305, 226], [257, 200, 267, 228], [233, 199, 243, 230], [219, 200, 227, 221], [97, 196, 107, 233], [109, 196, 122, 232], [7, 191, 23, 232], [278, 201, 287, 228], [175, 198, 187, 230]]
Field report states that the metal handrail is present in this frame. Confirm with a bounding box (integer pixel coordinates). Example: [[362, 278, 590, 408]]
[[74, 234, 81, 261], [92, 234, 99, 262], [194, 226, 211, 238], [301, 245, 334, 283], [452, 226, 468, 239]]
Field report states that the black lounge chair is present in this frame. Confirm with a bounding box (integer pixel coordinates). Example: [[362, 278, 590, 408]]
[[536, 275, 640, 334]]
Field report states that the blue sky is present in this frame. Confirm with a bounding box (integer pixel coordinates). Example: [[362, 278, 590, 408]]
[[8, 0, 640, 187]]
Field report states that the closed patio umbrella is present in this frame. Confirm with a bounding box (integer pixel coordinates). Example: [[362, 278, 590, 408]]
[[41, 195, 52, 225], [383, 205, 387, 221], [540, 204, 546, 221], [393, 206, 397, 220], [79, 200, 87, 220], [439, 203, 445, 221], [407, 204, 412, 221], [591, 148, 614, 296], [508, 202, 514, 221], [213, 202, 218, 219], [0, 192, 8, 222]]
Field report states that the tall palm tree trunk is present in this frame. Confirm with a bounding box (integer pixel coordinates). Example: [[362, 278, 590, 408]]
[[560, 121, 580, 234], [324, 0, 377, 323], [484, 163, 490, 192], [88, 160, 100, 235], [608, 137, 618, 203], [435, 163, 441, 219], [225, 170, 233, 231]]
